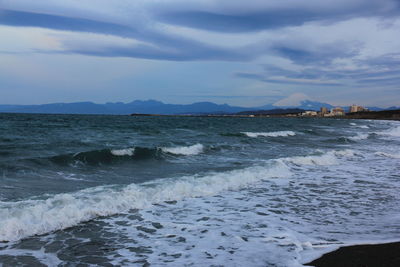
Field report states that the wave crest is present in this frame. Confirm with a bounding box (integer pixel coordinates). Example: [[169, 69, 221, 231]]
[[348, 133, 369, 141], [0, 160, 291, 242], [161, 144, 204, 155], [379, 126, 400, 138], [242, 131, 296, 138], [48, 144, 205, 166], [50, 147, 161, 166], [0, 149, 356, 242]]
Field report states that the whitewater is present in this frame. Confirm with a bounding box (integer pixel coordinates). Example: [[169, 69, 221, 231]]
[[0, 114, 399, 266]]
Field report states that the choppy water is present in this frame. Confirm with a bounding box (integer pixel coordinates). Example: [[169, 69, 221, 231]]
[[0, 113, 399, 266]]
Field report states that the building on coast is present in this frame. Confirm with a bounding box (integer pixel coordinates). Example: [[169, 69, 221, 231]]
[[331, 107, 345, 116], [301, 111, 318, 116], [349, 105, 368, 113], [323, 107, 345, 117], [320, 107, 329, 115]]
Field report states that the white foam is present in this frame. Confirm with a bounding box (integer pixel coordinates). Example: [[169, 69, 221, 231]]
[[374, 152, 400, 159], [0, 160, 291, 242], [243, 131, 296, 138], [284, 154, 337, 166], [161, 144, 204, 155], [283, 150, 356, 166], [357, 125, 369, 129], [333, 149, 357, 157], [0, 149, 358, 242], [350, 122, 369, 129], [348, 133, 369, 141], [110, 148, 135, 156], [379, 126, 400, 138]]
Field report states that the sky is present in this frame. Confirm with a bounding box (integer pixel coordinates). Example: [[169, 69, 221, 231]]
[[0, 0, 400, 107]]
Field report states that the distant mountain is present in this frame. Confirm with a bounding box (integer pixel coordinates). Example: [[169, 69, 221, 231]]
[[0, 100, 250, 115], [3, 102, 110, 114], [371, 106, 399, 111], [0, 99, 393, 115]]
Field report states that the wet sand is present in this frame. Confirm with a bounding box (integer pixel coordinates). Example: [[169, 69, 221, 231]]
[[305, 242, 400, 267]]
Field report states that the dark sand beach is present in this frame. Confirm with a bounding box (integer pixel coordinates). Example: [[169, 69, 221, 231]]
[[306, 242, 400, 267]]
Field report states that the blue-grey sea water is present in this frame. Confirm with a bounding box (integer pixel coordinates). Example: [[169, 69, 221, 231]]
[[0, 113, 399, 266]]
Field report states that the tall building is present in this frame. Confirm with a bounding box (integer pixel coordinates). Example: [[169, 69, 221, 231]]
[[350, 105, 367, 113], [320, 107, 328, 115], [331, 107, 345, 116]]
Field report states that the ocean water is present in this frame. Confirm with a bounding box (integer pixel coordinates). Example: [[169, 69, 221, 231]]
[[0, 113, 399, 266]]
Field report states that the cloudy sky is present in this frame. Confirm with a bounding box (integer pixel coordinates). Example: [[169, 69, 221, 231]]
[[1, 0, 400, 107]]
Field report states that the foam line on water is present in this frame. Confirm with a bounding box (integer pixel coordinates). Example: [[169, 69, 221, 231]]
[[379, 125, 400, 137], [282, 150, 356, 166], [242, 131, 296, 138], [374, 151, 400, 159], [161, 144, 204, 155], [348, 133, 369, 141], [110, 148, 135, 156], [0, 149, 355, 242]]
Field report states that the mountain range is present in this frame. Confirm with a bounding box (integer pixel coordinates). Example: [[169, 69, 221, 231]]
[[0, 100, 396, 115]]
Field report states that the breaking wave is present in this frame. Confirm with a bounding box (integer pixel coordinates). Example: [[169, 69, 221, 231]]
[[110, 148, 135, 156], [161, 144, 204, 155], [46, 144, 205, 166], [348, 133, 369, 141], [50, 147, 162, 165], [0, 149, 355, 242], [350, 123, 369, 129], [282, 149, 356, 166], [378, 126, 400, 138], [242, 131, 296, 138]]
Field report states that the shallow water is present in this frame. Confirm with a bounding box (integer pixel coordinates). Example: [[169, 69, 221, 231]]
[[0, 114, 399, 266]]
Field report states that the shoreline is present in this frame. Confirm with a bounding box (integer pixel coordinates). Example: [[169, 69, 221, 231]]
[[1, 111, 399, 121], [304, 241, 400, 267]]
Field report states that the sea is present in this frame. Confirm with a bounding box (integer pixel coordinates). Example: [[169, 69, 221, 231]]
[[0, 113, 399, 266]]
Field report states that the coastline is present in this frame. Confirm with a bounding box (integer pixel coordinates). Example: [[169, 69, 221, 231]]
[[304, 241, 400, 267], [130, 109, 400, 121]]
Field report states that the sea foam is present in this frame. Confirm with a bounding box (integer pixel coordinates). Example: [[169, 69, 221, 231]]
[[348, 133, 369, 141], [161, 144, 204, 155], [0, 161, 290, 242], [374, 152, 400, 159], [110, 148, 135, 156], [282, 150, 355, 166], [243, 131, 296, 138], [0, 149, 355, 242], [379, 126, 400, 137]]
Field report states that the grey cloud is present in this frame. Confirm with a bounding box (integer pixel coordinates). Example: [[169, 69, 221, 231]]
[[63, 43, 249, 61], [1, 1, 400, 91], [238, 51, 400, 88], [235, 72, 342, 86], [270, 41, 362, 65], [0, 9, 251, 61], [154, 0, 400, 33]]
